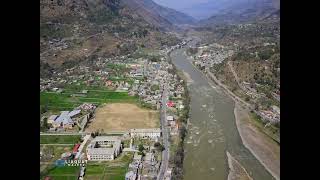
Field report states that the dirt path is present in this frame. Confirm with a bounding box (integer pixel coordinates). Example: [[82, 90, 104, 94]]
[[227, 61, 245, 91], [234, 104, 280, 180]]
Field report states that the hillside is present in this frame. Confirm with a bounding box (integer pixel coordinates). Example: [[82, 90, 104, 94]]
[[40, 0, 180, 75], [198, 0, 280, 26], [123, 0, 196, 25], [188, 14, 280, 121]]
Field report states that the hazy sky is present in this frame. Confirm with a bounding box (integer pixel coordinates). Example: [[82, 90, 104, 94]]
[[153, 0, 212, 10], [153, 0, 226, 19]]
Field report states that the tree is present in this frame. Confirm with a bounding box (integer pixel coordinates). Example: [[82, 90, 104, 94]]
[[90, 132, 95, 138], [138, 144, 144, 152], [154, 142, 161, 147]]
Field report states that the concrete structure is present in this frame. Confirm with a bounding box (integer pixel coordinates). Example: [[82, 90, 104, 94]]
[[130, 128, 161, 139], [68, 109, 81, 118], [166, 116, 174, 121], [52, 111, 74, 129], [86, 136, 122, 161]]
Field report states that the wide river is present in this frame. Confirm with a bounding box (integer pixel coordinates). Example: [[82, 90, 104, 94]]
[[170, 41, 275, 180]]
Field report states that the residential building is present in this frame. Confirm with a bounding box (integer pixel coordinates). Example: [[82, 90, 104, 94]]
[[130, 128, 161, 139]]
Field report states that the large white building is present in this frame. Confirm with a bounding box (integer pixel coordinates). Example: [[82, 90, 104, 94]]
[[130, 128, 161, 139], [86, 136, 122, 161]]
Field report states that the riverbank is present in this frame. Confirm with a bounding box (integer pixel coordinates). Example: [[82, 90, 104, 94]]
[[227, 151, 253, 180], [167, 51, 190, 180], [234, 104, 280, 180], [188, 55, 280, 180]]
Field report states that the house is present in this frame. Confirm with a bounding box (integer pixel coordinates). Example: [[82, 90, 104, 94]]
[[166, 101, 175, 107], [73, 144, 81, 154], [166, 116, 174, 121], [130, 128, 161, 139], [167, 116, 175, 126], [86, 136, 122, 161]]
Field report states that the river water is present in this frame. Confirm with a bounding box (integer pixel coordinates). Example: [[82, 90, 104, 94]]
[[170, 42, 275, 180]]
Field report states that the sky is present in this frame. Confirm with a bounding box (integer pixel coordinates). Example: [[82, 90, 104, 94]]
[[153, 0, 212, 10]]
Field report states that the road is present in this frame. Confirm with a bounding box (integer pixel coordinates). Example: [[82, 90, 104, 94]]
[[40, 132, 88, 135], [157, 78, 170, 180], [75, 134, 91, 159]]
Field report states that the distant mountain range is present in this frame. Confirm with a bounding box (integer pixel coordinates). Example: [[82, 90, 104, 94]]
[[122, 0, 196, 28], [197, 0, 280, 26]]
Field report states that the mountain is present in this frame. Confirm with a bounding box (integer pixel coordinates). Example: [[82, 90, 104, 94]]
[[40, 0, 180, 71], [121, 0, 173, 30], [198, 0, 280, 26], [122, 0, 196, 25]]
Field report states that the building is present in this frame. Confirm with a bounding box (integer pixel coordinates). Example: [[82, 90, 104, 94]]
[[68, 109, 81, 118], [166, 116, 174, 121], [52, 111, 74, 129], [86, 136, 122, 161], [130, 128, 161, 139]]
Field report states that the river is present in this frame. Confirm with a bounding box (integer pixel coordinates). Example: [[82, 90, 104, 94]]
[[169, 40, 275, 180]]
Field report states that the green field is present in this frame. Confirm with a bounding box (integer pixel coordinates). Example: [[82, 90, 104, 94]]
[[85, 153, 133, 180], [40, 135, 81, 144], [40, 85, 138, 111], [43, 166, 80, 180]]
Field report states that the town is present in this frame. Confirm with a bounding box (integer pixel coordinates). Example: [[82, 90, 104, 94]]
[[40, 41, 190, 180]]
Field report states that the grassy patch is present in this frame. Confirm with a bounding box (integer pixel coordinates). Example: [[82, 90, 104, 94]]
[[40, 85, 138, 112], [250, 113, 280, 144], [86, 153, 133, 180], [40, 135, 81, 144]]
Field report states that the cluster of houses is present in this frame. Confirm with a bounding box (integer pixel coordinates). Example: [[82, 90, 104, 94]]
[[192, 43, 234, 69], [126, 151, 159, 180], [258, 105, 280, 124], [125, 128, 163, 180]]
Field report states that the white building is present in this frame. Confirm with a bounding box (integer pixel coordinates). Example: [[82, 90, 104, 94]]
[[130, 128, 161, 139], [86, 136, 122, 161]]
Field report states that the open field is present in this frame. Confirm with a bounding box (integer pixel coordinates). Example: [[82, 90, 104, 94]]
[[85, 103, 159, 133], [40, 85, 138, 111], [42, 166, 80, 180], [40, 135, 81, 144], [85, 153, 133, 180]]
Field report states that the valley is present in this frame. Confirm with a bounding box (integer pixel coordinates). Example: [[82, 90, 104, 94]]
[[40, 1, 280, 180]]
